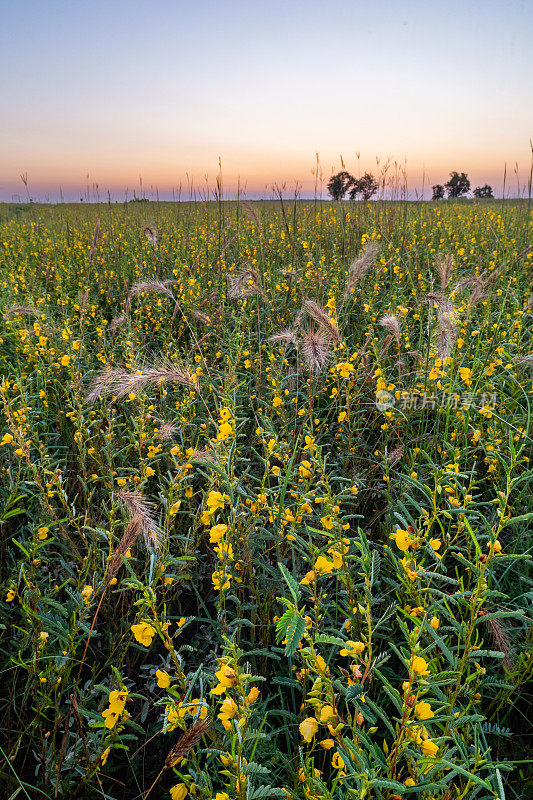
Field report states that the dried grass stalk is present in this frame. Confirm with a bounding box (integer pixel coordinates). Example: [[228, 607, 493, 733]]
[[425, 291, 454, 312], [143, 225, 160, 245], [129, 279, 175, 300], [435, 254, 453, 290], [267, 328, 299, 348], [106, 517, 143, 586], [89, 219, 100, 267], [190, 309, 211, 324], [387, 445, 404, 466], [343, 242, 379, 298], [301, 299, 341, 346], [227, 268, 266, 299], [300, 329, 330, 373], [117, 489, 163, 552], [241, 201, 261, 229], [124, 279, 176, 314], [484, 616, 514, 671], [379, 314, 402, 342], [156, 421, 178, 441], [512, 353, 533, 365], [5, 304, 44, 319], [165, 718, 211, 768], [109, 315, 127, 334], [86, 361, 198, 403], [437, 307, 459, 360]]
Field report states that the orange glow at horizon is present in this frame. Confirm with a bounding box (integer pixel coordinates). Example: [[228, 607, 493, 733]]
[[1, 0, 531, 200]]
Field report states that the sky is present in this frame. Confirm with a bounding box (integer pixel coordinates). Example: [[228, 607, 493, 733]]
[[1, 0, 532, 201]]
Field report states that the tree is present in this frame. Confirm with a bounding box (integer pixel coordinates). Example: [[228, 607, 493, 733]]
[[327, 171, 355, 201], [445, 171, 470, 198], [349, 172, 378, 201], [432, 184, 445, 200], [473, 184, 494, 199]]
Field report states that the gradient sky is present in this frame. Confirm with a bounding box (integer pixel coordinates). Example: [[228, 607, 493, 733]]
[[1, 0, 532, 200]]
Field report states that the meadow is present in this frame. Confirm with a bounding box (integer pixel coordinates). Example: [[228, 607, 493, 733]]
[[0, 196, 532, 800]]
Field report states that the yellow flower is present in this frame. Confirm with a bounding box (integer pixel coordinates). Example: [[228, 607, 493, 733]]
[[414, 701, 434, 720], [314, 555, 335, 575], [6, 589, 16, 602], [218, 696, 238, 730], [81, 585, 93, 603], [156, 669, 171, 688], [420, 739, 439, 757], [332, 751, 345, 769], [320, 738, 335, 749], [145, 466, 155, 477], [211, 570, 231, 591], [327, 545, 344, 569], [246, 686, 260, 703], [60, 354, 70, 366], [100, 746, 110, 766], [211, 665, 238, 695], [1, 433, 13, 445], [298, 460, 312, 478], [390, 528, 412, 551], [102, 707, 121, 729], [299, 716, 318, 742], [430, 616, 440, 631], [459, 366, 472, 385], [300, 570, 315, 586], [205, 490, 227, 515], [217, 421, 233, 441], [320, 515, 334, 530], [37, 526, 49, 540], [411, 656, 430, 676], [102, 689, 128, 729], [336, 362, 354, 378], [108, 690, 128, 711], [131, 622, 156, 647], [429, 538, 441, 551], [315, 654, 328, 675], [169, 500, 181, 515], [319, 704, 335, 723], [209, 524, 228, 543], [170, 784, 188, 800], [340, 640, 365, 657]]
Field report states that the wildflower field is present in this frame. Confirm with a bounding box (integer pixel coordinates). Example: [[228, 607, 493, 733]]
[[1, 197, 532, 800]]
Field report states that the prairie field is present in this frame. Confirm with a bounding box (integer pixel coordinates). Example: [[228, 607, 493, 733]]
[[1, 198, 533, 799]]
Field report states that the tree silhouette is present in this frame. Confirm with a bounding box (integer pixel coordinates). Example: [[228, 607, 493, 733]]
[[445, 172, 470, 198], [473, 184, 494, 199], [327, 171, 355, 201], [349, 172, 378, 201], [432, 184, 445, 200]]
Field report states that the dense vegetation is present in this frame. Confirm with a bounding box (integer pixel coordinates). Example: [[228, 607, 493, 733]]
[[0, 198, 532, 799]]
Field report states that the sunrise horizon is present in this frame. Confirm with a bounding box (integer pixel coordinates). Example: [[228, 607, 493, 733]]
[[3, 152, 532, 203], [2, 0, 532, 203]]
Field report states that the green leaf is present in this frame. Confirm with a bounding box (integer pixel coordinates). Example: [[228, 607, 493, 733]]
[[278, 562, 301, 604], [280, 612, 306, 657]]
